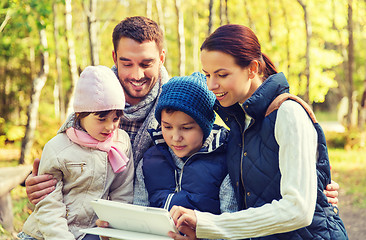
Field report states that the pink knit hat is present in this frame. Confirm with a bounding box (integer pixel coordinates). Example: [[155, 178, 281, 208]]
[[73, 65, 125, 112]]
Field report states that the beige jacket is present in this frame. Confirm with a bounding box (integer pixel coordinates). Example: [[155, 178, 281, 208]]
[[22, 129, 134, 240]]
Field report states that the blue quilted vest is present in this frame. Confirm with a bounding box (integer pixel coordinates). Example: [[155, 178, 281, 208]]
[[215, 72, 348, 239], [143, 125, 229, 214]]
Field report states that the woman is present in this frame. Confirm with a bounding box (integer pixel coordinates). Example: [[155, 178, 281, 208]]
[[168, 24, 348, 240]]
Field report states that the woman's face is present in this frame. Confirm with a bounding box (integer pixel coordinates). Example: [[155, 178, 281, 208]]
[[201, 49, 259, 107]]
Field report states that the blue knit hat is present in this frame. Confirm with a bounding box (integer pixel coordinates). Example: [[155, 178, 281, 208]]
[[155, 72, 216, 140]]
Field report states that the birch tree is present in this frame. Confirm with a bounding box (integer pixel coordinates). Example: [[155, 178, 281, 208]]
[[279, 0, 291, 78], [346, 0, 354, 128], [297, 0, 311, 104], [208, 0, 214, 35], [64, 0, 79, 117], [243, 0, 255, 30], [52, 0, 64, 121], [83, 0, 100, 66], [175, 0, 186, 75], [20, 21, 49, 164]]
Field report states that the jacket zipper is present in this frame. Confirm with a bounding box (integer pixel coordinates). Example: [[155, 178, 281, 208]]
[[176, 140, 224, 193], [66, 162, 86, 173]]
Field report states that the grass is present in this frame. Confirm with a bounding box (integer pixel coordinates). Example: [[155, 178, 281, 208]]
[[328, 148, 366, 208]]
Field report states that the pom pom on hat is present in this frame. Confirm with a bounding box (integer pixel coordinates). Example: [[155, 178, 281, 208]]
[[155, 72, 216, 140], [73, 65, 125, 113]]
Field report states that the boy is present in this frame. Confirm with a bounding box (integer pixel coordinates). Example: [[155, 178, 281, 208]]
[[133, 72, 238, 214]]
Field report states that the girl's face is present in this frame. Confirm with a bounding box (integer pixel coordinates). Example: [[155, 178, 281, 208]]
[[201, 50, 260, 107], [161, 110, 203, 158], [80, 111, 120, 141]]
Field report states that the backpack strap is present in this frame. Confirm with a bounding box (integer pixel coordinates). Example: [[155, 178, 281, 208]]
[[265, 93, 318, 124]]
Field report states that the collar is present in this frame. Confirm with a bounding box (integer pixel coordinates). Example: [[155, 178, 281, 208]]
[[215, 72, 289, 123]]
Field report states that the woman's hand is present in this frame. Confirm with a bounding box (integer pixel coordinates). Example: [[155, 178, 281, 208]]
[[169, 206, 198, 240], [25, 158, 57, 205], [324, 180, 339, 206]]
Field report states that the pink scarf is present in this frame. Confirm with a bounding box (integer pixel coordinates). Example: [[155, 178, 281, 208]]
[[66, 127, 129, 173]]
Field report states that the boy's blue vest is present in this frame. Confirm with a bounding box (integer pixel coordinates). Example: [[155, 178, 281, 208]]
[[215, 72, 348, 239], [143, 126, 229, 214]]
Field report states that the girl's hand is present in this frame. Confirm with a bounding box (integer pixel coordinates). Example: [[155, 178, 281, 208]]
[[169, 206, 198, 239], [95, 219, 110, 240]]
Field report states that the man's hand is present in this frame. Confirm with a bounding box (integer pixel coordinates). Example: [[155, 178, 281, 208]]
[[25, 158, 57, 205], [324, 180, 339, 206]]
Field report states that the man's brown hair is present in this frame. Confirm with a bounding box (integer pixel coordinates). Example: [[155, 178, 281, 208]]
[[112, 16, 164, 53]]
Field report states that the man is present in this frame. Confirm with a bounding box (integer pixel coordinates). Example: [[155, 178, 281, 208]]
[[25, 16, 169, 204]]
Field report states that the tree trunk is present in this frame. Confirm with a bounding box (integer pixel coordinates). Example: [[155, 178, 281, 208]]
[[346, 0, 354, 129], [225, 0, 229, 24], [220, 0, 224, 26], [266, 0, 273, 43], [64, 0, 79, 117], [175, 0, 185, 76], [146, 0, 152, 19], [208, 0, 214, 35], [19, 27, 49, 164], [155, 0, 165, 34], [279, 0, 291, 78], [243, 0, 255, 30], [52, 1, 65, 121], [155, 0, 170, 73], [193, 9, 200, 72], [331, 0, 348, 99], [297, 0, 311, 104], [84, 0, 99, 66], [0, 8, 11, 33], [219, 0, 229, 25]]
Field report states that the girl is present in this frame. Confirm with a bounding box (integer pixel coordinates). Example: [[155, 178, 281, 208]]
[[169, 24, 348, 240], [19, 65, 134, 240]]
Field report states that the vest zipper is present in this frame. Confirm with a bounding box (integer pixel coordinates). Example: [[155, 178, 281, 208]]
[[239, 104, 255, 210]]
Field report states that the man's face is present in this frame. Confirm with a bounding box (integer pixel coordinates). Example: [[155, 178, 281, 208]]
[[112, 37, 165, 105]]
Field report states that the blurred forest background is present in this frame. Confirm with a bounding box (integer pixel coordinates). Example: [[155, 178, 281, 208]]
[[0, 0, 366, 239], [1, 0, 366, 162]]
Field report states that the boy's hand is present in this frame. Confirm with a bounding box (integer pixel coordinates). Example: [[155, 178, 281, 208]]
[[169, 206, 198, 240], [25, 158, 57, 205]]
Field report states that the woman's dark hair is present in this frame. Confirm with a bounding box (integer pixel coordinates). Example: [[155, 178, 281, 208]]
[[200, 24, 277, 80], [75, 110, 123, 127]]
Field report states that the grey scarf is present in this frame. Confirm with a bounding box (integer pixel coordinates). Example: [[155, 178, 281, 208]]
[[112, 65, 169, 167]]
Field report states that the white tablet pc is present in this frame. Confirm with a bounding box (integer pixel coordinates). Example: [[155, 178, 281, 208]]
[[80, 199, 178, 240]]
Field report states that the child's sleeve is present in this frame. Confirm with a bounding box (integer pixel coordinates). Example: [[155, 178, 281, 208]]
[[34, 142, 75, 239]]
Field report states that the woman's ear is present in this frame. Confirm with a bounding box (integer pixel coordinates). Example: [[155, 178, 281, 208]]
[[248, 60, 259, 79]]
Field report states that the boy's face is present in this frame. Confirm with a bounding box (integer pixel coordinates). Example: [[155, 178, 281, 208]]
[[161, 110, 203, 158], [80, 111, 120, 141], [112, 37, 165, 105]]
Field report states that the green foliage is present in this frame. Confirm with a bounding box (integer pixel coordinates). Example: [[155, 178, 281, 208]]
[[0, 118, 25, 147]]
